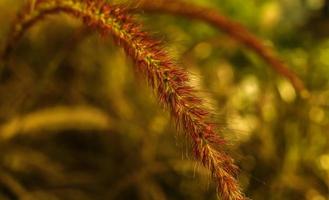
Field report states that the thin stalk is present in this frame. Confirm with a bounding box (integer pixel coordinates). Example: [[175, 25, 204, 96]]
[[133, 0, 308, 97]]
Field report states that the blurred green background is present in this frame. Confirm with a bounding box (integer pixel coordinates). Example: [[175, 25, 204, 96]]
[[0, 0, 328, 199]]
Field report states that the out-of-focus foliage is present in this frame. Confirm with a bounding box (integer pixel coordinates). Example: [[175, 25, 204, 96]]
[[0, 0, 328, 199]]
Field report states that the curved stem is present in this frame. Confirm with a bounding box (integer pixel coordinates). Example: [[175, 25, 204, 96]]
[[133, 0, 308, 97]]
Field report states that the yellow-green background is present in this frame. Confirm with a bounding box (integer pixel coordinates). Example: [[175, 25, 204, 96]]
[[0, 0, 328, 199]]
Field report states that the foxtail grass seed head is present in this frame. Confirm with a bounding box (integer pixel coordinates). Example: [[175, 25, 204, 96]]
[[4, 0, 247, 199]]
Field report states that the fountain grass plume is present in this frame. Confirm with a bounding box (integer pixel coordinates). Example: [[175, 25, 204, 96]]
[[2, 0, 247, 199]]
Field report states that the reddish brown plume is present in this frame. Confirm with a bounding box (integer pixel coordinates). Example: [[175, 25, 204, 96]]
[[2, 0, 247, 199]]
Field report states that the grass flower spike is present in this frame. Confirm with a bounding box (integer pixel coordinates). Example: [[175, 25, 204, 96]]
[[3, 0, 247, 199]]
